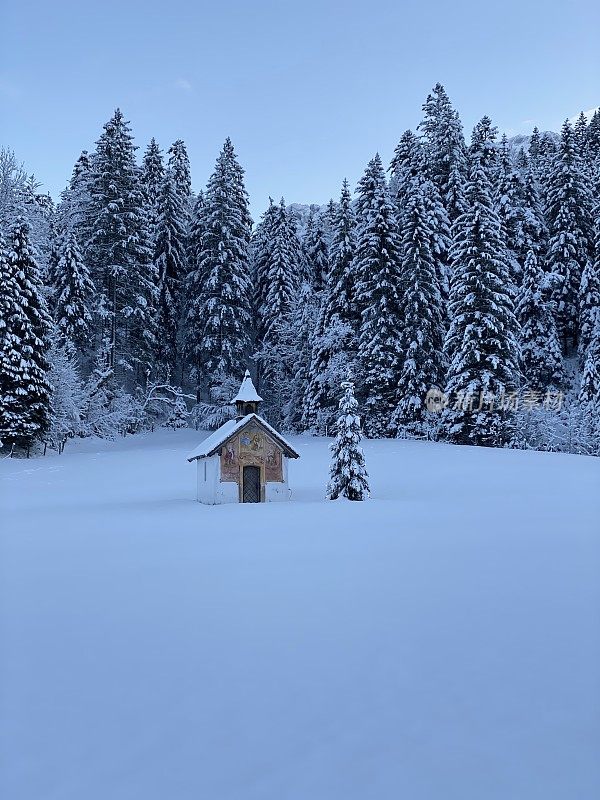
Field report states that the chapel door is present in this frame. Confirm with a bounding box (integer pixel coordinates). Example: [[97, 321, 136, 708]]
[[242, 465, 261, 503]]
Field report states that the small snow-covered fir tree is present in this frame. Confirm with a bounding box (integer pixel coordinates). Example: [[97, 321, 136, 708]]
[[516, 250, 564, 391], [326, 378, 370, 501]]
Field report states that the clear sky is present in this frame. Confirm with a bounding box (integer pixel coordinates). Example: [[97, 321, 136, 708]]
[[1, 0, 598, 214]]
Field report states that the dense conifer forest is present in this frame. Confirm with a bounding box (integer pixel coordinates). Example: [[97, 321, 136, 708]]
[[1, 85, 599, 455]]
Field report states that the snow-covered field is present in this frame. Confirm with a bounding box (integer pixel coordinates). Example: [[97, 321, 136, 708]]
[[1, 429, 599, 800]]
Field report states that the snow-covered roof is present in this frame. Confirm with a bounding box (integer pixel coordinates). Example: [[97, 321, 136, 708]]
[[230, 370, 263, 404], [187, 414, 300, 461]]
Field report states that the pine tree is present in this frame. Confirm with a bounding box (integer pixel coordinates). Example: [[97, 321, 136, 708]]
[[0, 222, 52, 451], [154, 168, 188, 375], [303, 180, 358, 432], [282, 281, 320, 431], [519, 153, 547, 260], [545, 120, 594, 351], [86, 109, 158, 382], [260, 198, 303, 344], [191, 139, 253, 383], [326, 378, 370, 501], [495, 134, 526, 286], [57, 150, 93, 242], [441, 139, 521, 447], [516, 250, 563, 391], [418, 83, 468, 221], [587, 110, 600, 162], [573, 112, 590, 166], [354, 155, 404, 436], [141, 138, 165, 237], [183, 190, 207, 378], [250, 198, 278, 337], [167, 139, 192, 203], [52, 230, 95, 353], [391, 174, 446, 437], [46, 340, 85, 452], [303, 209, 329, 291], [579, 309, 600, 405], [470, 116, 499, 179], [389, 130, 425, 208], [579, 158, 600, 358]]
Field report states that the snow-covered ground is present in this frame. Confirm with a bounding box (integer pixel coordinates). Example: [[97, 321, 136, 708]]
[[1, 429, 599, 800]]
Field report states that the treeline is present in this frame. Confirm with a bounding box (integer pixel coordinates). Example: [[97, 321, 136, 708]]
[[1, 84, 599, 456]]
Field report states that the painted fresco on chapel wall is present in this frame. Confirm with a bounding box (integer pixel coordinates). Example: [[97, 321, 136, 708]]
[[220, 425, 283, 483]]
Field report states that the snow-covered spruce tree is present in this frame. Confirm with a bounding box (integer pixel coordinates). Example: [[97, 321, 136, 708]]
[[86, 109, 158, 383], [183, 190, 207, 382], [52, 230, 95, 356], [167, 139, 192, 206], [326, 378, 370, 501], [46, 340, 85, 453], [587, 110, 600, 162], [390, 129, 453, 309], [573, 112, 591, 170], [353, 154, 404, 437], [0, 222, 52, 452], [576, 308, 600, 455], [441, 140, 521, 448], [302, 179, 358, 433], [259, 198, 303, 345], [153, 168, 188, 376], [470, 116, 499, 181], [579, 258, 600, 360], [517, 152, 548, 261], [418, 83, 468, 221], [516, 250, 563, 391], [250, 198, 278, 337], [579, 160, 600, 358], [390, 173, 446, 438], [254, 200, 305, 405], [190, 139, 253, 386], [495, 135, 527, 287], [282, 281, 321, 431], [57, 150, 93, 242], [389, 130, 425, 209], [545, 120, 594, 352], [579, 308, 600, 405], [141, 138, 165, 239], [303, 208, 329, 292], [322, 198, 338, 247]]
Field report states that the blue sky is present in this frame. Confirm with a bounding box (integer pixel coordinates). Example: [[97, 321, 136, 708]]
[[1, 0, 598, 214]]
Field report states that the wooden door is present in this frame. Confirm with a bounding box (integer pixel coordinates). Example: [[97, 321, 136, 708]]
[[242, 465, 261, 503]]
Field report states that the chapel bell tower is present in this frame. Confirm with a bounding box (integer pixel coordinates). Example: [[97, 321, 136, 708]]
[[231, 370, 263, 419]]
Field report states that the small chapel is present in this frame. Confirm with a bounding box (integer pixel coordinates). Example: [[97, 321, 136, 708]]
[[187, 371, 300, 504]]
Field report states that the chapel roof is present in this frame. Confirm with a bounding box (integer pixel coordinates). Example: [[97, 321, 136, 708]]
[[230, 370, 263, 404], [187, 413, 300, 462]]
